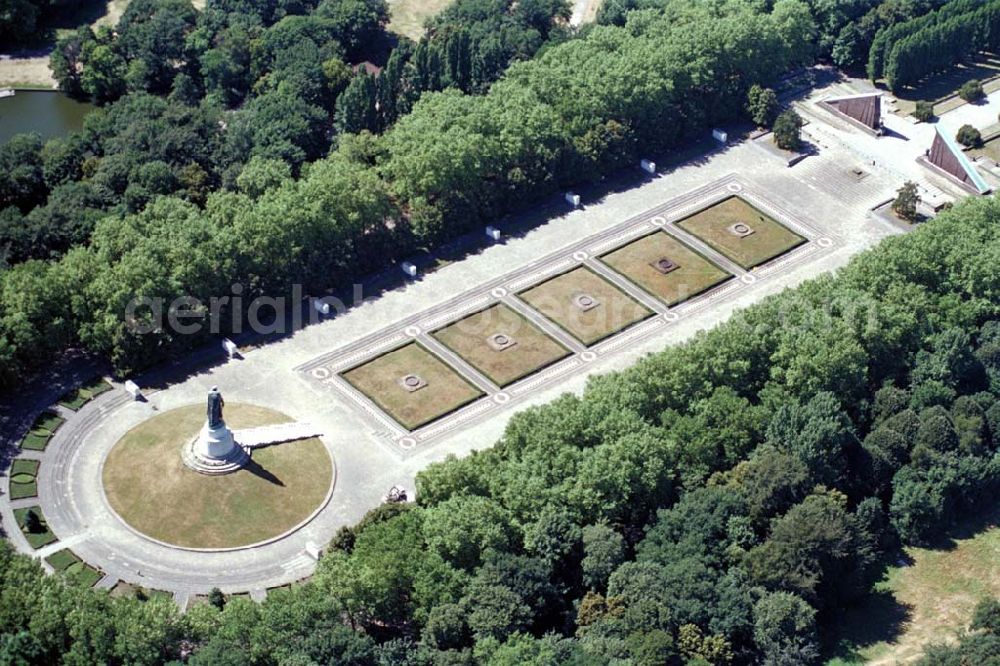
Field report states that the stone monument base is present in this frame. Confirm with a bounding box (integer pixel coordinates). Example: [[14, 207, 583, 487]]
[[182, 423, 249, 475]]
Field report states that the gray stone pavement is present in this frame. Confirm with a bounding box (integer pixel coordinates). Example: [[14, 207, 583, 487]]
[[7, 75, 989, 597]]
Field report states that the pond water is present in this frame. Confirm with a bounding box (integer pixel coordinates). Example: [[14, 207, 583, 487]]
[[0, 89, 95, 144]]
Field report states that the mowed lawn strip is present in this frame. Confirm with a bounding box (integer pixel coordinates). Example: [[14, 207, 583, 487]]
[[676, 196, 806, 270], [431, 303, 571, 387], [517, 266, 653, 346], [342, 342, 484, 430], [102, 404, 333, 549], [9, 458, 40, 499], [600, 230, 732, 306], [14, 506, 57, 549], [59, 378, 112, 410]]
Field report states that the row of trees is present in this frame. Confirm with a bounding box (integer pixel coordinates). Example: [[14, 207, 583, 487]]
[[866, 0, 985, 84], [882, 0, 1000, 92], [830, 0, 939, 71], [0, 1, 813, 383], [4, 178, 1000, 665]]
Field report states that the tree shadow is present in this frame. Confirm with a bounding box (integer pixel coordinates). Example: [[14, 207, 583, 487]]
[[242, 454, 284, 487], [823, 589, 913, 663]]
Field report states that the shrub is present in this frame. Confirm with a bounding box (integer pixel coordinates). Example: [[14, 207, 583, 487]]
[[959, 80, 984, 103], [957, 124, 982, 148], [773, 110, 804, 151], [747, 84, 779, 128], [892, 181, 919, 221], [914, 101, 934, 122]]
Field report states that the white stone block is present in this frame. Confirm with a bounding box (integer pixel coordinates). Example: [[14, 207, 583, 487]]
[[712, 128, 728, 143], [640, 159, 656, 174], [305, 542, 322, 561], [222, 338, 238, 357], [485, 226, 501, 241], [565, 192, 581, 207], [314, 299, 331, 315], [124, 380, 141, 400], [401, 261, 417, 277]]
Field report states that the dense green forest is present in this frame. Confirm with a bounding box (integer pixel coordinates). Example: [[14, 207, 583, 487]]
[[0, 0, 817, 384], [4, 181, 1000, 665]]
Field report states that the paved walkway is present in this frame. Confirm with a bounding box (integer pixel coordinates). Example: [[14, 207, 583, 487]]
[[8, 73, 990, 598]]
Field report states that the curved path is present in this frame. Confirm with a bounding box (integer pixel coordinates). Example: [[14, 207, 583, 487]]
[[33, 389, 341, 597]]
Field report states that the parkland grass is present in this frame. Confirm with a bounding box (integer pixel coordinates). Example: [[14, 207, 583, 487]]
[[676, 196, 806, 270], [102, 404, 332, 549], [14, 506, 57, 549], [58, 377, 112, 410], [517, 266, 653, 346], [432, 303, 571, 387], [342, 342, 484, 430], [600, 230, 732, 306], [9, 458, 40, 499]]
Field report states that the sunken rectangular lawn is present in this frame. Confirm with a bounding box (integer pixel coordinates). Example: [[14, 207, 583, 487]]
[[517, 266, 653, 346], [675, 196, 806, 270], [431, 303, 571, 387], [342, 342, 484, 430], [599, 230, 733, 306]]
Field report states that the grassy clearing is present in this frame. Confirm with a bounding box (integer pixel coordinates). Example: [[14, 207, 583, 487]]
[[343, 342, 483, 430], [14, 506, 57, 549], [58, 377, 111, 410], [825, 508, 1000, 665], [518, 266, 653, 346], [432, 303, 570, 387], [600, 230, 732, 306], [102, 404, 333, 549], [387, 0, 454, 41], [9, 458, 40, 500], [676, 197, 806, 270]]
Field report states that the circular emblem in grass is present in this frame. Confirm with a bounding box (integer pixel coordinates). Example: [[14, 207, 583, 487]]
[[10, 473, 35, 484], [102, 404, 333, 550]]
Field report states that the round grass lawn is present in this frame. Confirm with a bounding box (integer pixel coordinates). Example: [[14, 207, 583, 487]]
[[102, 404, 332, 549]]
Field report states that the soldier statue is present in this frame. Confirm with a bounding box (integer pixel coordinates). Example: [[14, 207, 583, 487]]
[[207, 386, 225, 429]]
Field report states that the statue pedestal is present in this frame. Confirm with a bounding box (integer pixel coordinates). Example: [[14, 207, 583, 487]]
[[182, 421, 249, 475]]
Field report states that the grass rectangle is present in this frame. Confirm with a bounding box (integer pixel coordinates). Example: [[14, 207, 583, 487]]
[[517, 266, 653, 346], [58, 378, 111, 411], [676, 196, 806, 270], [970, 136, 1000, 164], [14, 506, 57, 549], [45, 548, 81, 571], [431, 303, 571, 387], [67, 562, 103, 588], [19, 432, 51, 451], [342, 342, 484, 431], [599, 230, 733, 306], [11, 458, 39, 476], [9, 480, 38, 500], [35, 412, 64, 433]]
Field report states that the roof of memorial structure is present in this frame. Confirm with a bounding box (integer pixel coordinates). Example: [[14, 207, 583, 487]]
[[821, 92, 882, 132], [927, 126, 990, 194]]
